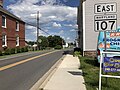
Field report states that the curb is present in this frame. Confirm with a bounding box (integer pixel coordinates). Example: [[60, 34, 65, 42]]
[[30, 55, 66, 90], [0, 50, 53, 61]]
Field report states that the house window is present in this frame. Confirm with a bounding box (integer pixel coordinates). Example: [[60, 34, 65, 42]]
[[16, 36, 19, 46], [2, 34, 7, 47], [2, 15, 6, 28], [16, 21, 19, 31]]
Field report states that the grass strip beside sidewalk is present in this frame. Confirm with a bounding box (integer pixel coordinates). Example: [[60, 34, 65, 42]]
[[79, 56, 120, 90]]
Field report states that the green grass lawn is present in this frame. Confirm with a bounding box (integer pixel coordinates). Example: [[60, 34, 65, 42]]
[[80, 57, 120, 90]]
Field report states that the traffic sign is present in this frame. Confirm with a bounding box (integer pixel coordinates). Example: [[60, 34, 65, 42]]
[[94, 15, 117, 31], [94, 3, 117, 14], [38, 39, 42, 43], [94, 2, 117, 32]]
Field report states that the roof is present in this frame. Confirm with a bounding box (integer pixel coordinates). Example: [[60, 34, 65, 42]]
[[0, 6, 25, 23]]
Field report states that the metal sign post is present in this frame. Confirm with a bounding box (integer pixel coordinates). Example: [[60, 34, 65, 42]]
[[94, 2, 118, 90], [99, 52, 120, 90], [104, 31, 108, 85]]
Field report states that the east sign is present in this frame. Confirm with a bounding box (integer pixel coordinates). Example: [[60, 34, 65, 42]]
[[94, 3, 117, 32], [94, 3, 117, 14]]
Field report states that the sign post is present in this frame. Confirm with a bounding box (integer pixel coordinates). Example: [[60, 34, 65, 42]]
[[94, 2, 118, 90], [99, 52, 120, 90]]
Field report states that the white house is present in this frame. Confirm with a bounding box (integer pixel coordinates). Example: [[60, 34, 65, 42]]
[[77, 0, 120, 57]]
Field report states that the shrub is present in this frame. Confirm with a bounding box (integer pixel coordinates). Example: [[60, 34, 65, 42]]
[[10, 48, 16, 54], [0, 50, 3, 56], [46, 47, 51, 50], [21, 47, 25, 52], [16, 47, 21, 53], [41, 47, 46, 50], [24, 47, 28, 52], [3, 46, 7, 51], [73, 51, 81, 57], [4, 48, 11, 55], [54, 45, 62, 49]]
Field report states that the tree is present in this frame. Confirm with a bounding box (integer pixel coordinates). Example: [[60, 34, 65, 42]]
[[47, 36, 55, 47], [27, 41, 36, 46], [38, 36, 49, 49], [47, 35, 64, 48], [27, 35, 65, 49], [53, 35, 63, 46]]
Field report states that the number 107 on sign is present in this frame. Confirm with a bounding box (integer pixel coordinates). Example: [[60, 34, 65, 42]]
[[95, 20, 117, 32]]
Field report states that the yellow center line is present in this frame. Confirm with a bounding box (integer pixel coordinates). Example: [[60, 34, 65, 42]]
[[0, 51, 57, 71]]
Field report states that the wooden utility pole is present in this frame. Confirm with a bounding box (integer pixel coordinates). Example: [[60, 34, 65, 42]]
[[37, 11, 39, 50]]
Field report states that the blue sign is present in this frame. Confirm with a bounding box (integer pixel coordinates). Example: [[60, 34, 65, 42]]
[[103, 57, 120, 72]]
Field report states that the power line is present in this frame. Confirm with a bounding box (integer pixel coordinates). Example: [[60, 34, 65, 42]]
[[25, 22, 50, 35]]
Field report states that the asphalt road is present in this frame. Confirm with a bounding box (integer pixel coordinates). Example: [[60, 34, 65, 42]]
[[0, 49, 72, 90]]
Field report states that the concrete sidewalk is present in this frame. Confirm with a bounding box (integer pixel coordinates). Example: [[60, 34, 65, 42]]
[[43, 54, 86, 90]]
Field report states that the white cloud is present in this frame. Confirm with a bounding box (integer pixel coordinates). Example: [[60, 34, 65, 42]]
[[7, 0, 77, 25], [7, 0, 77, 41], [63, 0, 68, 2], [25, 25, 46, 41], [73, 24, 78, 28], [58, 30, 64, 35], [50, 30, 64, 36], [8, 0, 16, 3], [65, 37, 75, 43], [41, 0, 64, 5], [70, 29, 76, 32], [53, 22, 61, 27], [33, 31, 45, 37], [47, 16, 56, 19], [25, 25, 36, 30], [30, 13, 42, 19], [64, 24, 73, 27], [44, 29, 49, 32], [67, 37, 70, 40], [64, 24, 78, 29]]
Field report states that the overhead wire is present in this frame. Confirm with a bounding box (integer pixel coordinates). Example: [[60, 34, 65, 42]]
[[25, 22, 50, 35]]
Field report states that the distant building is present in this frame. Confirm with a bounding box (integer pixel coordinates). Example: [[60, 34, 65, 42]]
[[0, 0, 25, 50], [63, 43, 69, 48]]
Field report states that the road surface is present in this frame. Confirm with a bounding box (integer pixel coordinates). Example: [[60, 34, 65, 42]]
[[0, 49, 72, 90]]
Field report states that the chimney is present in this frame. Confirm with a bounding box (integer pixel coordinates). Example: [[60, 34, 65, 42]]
[[0, 0, 3, 7]]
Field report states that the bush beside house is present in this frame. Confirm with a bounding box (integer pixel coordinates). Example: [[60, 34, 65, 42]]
[[0, 46, 29, 56]]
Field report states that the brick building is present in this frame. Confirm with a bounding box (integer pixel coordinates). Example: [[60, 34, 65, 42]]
[[0, 0, 25, 50]]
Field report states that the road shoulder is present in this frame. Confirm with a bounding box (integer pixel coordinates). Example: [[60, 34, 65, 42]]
[[43, 54, 86, 90], [30, 55, 65, 90]]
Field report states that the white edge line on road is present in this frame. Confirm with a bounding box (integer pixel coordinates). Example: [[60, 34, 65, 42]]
[[30, 55, 66, 90]]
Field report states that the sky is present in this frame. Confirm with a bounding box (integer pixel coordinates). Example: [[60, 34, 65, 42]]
[[3, 0, 80, 43]]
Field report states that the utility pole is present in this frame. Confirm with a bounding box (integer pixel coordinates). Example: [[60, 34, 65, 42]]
[[37, 11, 39, 50]]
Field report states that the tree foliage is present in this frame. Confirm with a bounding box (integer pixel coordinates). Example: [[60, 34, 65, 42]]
[[47, 35, 64, 48], [27, 41, 36, 46], [38, 36, 49, 49], [27, 35, 65, 49]]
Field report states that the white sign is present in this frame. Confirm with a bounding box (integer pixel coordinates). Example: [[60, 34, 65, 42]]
[[95, 15, 117, 31], [95, 3, 117, 14], [99, 52, 120, 90]]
